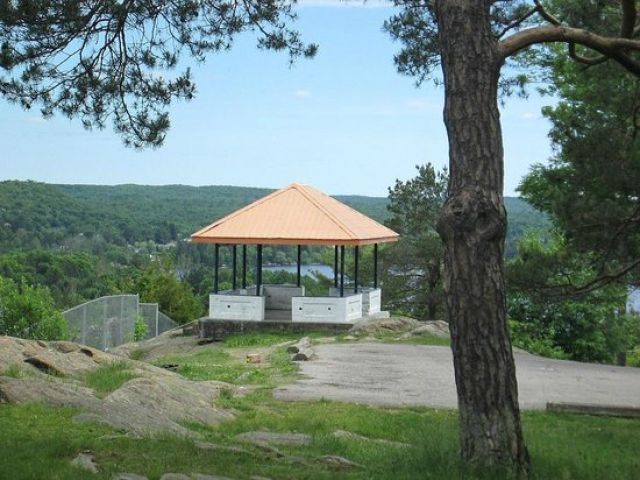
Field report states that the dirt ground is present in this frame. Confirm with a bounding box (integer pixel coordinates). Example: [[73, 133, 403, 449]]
[[274, 343, 640, 409]]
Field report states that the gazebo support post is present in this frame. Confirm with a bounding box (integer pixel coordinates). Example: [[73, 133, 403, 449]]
[[354, 246, 359, 294], [232, 245, 237, 290], [256, 244, 263, 296], [297, 245, 302, 287], [213, 243, 219, 294], [373, 243, 378, 289], [340, 245, 345, 297], [333, 246, 339, 288], [242, 245, 247, 289]]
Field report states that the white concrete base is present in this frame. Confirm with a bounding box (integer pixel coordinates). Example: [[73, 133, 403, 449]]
[[364, 288, 381, 315], [263, 285, 305, 310], [292, 294, 363, 324], [222, 286, 258, 296], [368, 310, 390, 319], [329, 287, 381, 316], [210, 294, 265, 321]]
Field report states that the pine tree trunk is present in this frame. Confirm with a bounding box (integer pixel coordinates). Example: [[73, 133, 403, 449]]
[[434, 0, 529, 470]]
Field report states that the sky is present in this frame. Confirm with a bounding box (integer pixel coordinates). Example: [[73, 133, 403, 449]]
[[0, 1, 554, 197]]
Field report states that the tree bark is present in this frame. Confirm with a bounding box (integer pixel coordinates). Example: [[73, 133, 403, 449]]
[[435, 0, 529, 471], [426, 262, 441, 319]]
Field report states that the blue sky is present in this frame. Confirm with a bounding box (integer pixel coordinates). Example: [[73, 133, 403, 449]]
[[0, 1, 553, 197]]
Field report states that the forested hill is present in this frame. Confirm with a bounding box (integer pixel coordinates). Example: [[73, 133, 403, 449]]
[[56, 183, 390, 239], [0, 181, 546, 253]]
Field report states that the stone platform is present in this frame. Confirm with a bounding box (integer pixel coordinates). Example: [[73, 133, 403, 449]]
[[198, 318, 353, 341]]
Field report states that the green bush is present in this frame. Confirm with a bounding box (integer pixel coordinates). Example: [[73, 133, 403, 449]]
[[506, 231, 640, 364], [135, 265, 204, 324], [133, 316, 149, 341], [627, 348, 640, 368], [0, 276, 69, 340], [508, 291, 636, 363], [509, 319, 568, 360]]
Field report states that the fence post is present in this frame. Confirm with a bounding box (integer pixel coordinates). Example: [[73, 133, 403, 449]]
[[135, 295, 139, 340], [102, 300, 108, 350], [120, 296, 125, 345], [82, 306, 87, 345], [155, 304, 159, 337]]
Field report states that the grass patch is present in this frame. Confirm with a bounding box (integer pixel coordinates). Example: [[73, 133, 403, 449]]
[[0, 403, 114, 480], [2, 399, 639, 480], [523, 412, 640, 480], [188, 395, 640, 480], [222, 330, 302, 348], [158, 329, 448, 389], [154, 345, 299, 387], [220, 324, 449, 349], [1, 363, 26, 378], [395, 333, 450, 346], [5, 331, 636, 479], [128, 348, 146, 361], [83, 361, 137, 396], [335, 331, 450, 347]]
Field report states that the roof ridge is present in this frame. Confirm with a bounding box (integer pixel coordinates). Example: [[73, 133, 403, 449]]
[[333, 192, 394, 229], [292, 184, 358, 240], [191, 186, 291, 238], [301, 184, 392, 230]]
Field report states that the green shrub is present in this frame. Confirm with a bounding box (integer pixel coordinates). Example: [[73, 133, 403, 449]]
[[133, 316, 149, 341], [509, 320, 568, 359], [129, 348, 146, 360], [508, 292, 635, 363], [135, 265, 204, 324], [0, 276, 69, 340], [627, 348, 640, 368], [506, 231, 640, 364]]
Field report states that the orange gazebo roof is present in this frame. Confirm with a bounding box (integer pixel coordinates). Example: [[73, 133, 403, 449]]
[[191, 183, 399, 246]]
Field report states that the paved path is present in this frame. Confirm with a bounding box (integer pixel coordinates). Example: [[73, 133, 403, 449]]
[[274, 343, 640, 409]]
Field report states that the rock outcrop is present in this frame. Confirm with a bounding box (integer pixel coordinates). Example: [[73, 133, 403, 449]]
[[235, 431, 313, 446], [348, 317, 450, 339], [348, 316, 421, 335], [401, 320, 450, 339], [286, 337, 314, 361], [0, 337, 113, 376], [0, 336, 234, 437]]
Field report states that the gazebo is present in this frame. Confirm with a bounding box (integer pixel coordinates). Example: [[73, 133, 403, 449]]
[[191, 183, 399, 324]]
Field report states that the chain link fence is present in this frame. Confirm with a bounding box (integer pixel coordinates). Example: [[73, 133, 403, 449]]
[[138, 302, 179, 340], [63, 295, 178, 350]]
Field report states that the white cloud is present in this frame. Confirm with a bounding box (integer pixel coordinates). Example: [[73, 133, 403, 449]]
[[293, 89, 312, 98]]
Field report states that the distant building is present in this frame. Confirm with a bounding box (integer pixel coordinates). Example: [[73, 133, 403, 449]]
[[626, 287, 640, 314]]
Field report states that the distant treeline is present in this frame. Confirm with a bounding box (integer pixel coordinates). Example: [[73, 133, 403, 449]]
[[0, 181, 547, 256], [0, 180, 549, 320]]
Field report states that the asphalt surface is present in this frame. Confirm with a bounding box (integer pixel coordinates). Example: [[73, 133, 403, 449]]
[[274, 343, 640, 409]]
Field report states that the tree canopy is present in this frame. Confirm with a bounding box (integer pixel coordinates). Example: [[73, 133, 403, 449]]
[[520, 44, 640, 294], [0, 0, 316, 147], [0, 275, 69, 340], [383, 164, 447, 319], [507, 230, 640, 363]]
